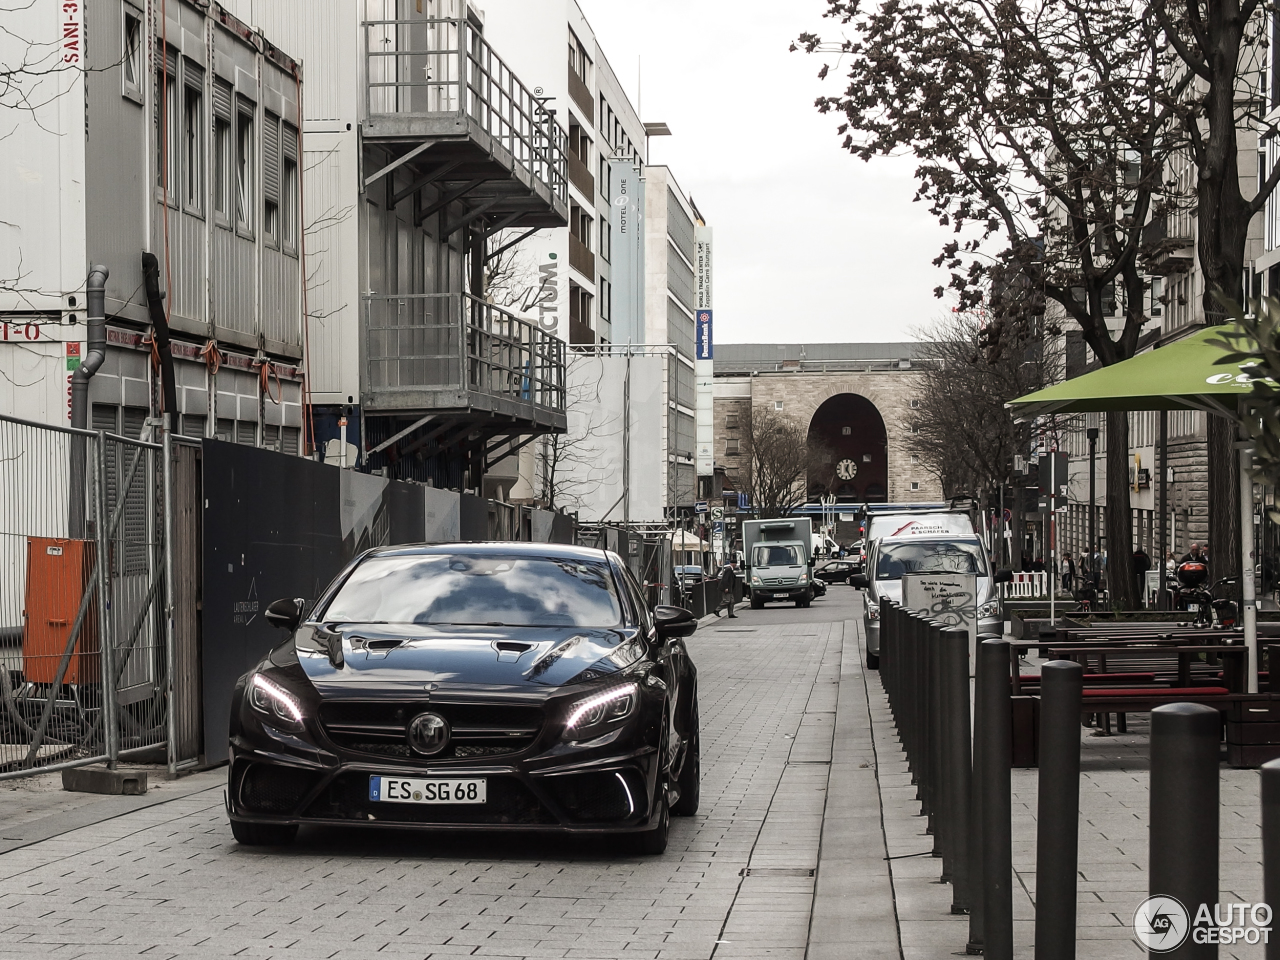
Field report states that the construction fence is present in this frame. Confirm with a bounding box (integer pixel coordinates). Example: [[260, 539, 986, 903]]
[[0, 412, 197, 780]]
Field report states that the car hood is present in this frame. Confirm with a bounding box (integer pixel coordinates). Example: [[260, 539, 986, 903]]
[[293, 622, 647, 693], [872, 577, 995, 607]]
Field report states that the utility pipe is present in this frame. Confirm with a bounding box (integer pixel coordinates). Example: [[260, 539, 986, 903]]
[[69, 265, 109, 537]]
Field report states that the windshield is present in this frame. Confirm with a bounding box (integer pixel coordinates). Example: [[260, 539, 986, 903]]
[[754, 544, 801, 566], [874, 541, 988, 581], [322, 554, 623, 627]]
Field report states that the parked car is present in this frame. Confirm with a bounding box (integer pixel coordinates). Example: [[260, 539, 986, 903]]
[[814, 560, 858, 585], [226, 543, 700, 855], [675, 565, 706, 588]]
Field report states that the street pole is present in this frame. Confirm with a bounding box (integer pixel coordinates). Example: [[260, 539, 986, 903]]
[[1087, 427, 1098, 588], [1158, 412, 1168, 610], [1050, 452, 1056, 627]]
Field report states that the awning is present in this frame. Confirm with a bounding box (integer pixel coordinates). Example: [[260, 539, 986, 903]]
[[1006, 326, 1267, 422]]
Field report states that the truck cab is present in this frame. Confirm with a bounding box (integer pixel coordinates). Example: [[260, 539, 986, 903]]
[[743, 519, 814, 609]]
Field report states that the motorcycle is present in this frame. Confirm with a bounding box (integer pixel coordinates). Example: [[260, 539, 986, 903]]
[[1174, 561, 1239, 629]]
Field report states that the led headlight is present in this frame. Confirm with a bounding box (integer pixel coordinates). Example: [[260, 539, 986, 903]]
[[798, 574, 809, 584], [248, 673, 305, 731], [563, 682, 638, 741], [979, 600, 1000, 618], [751, 576, 762, 586]]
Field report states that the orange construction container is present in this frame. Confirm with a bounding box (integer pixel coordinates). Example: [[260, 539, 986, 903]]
[[22, 537, 100, 685]]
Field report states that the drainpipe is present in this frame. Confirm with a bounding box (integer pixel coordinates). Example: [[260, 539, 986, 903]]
[[141, 253, 178, 431], [69, 265, 109, 538]]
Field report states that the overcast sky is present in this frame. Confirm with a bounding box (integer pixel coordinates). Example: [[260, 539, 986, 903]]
[[575, 0, 958, 345]]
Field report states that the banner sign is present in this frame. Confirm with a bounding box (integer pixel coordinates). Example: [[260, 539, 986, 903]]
[[609, 158, 645, 345], [696, 310, 713, 361]]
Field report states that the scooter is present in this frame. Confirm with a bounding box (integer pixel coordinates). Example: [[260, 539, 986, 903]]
[[1175, 561, 1239, 628]]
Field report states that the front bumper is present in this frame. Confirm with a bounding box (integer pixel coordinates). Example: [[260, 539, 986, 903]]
[[227, 687, 669, 835], [751, 585, 811, 602]]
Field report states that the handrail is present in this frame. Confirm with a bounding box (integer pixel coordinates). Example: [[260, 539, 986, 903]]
[[362, 17, 567, 206], [363, 292, 566, 415]]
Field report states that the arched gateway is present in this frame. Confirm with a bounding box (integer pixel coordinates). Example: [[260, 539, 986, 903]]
[[807, 393, 889, 502]]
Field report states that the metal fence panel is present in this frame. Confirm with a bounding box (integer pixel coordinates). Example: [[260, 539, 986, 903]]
[[0, 413, 172, 780]]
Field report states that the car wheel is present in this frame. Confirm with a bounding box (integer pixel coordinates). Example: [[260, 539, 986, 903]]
[[230, 819, 298, 847], [866, 651, 880, 670], [750, 596, 764, 610], [672, 719, 700, 817], [636, 791, 670, 855]]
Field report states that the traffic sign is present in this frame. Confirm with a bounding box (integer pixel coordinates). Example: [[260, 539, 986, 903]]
[[694, 501, 708, 514], [710, 506, 724, 521]]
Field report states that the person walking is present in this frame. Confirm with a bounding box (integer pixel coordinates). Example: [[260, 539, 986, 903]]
[[1061, 552, 1076, 594], [714, 561, 738, 618]]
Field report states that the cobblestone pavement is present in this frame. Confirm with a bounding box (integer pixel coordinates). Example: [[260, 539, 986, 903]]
[[0, 591, 879, 960]]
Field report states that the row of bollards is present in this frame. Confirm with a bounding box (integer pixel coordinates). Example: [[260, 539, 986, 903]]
[[878, 600, 1280, 960]]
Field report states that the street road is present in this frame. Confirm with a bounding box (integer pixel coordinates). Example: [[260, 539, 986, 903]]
[[0, 590, 877, 960]]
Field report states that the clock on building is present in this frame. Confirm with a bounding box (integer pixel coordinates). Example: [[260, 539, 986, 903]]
[[835, 458, 858, 481]]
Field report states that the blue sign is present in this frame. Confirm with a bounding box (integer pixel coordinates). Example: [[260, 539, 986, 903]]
[[696, 310, 713, 360]]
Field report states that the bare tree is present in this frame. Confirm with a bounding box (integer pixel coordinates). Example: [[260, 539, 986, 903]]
[[909, 297, 1053, 500], [734, 407, 832, 518]]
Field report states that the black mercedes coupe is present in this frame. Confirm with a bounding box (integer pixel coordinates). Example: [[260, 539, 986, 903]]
[[226, 543, 700, 855]]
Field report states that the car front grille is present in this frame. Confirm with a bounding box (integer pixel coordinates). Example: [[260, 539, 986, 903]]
[[761, 578, 798, 586], [318, 700, 545, 762]]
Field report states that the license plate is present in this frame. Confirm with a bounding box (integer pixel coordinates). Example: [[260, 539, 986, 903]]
[[774, 592, 790, 599], [368, 776, 487, 804]]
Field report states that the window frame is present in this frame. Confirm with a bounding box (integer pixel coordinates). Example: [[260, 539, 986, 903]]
[[181, 73, 204, 217], [121, 8, 143, 103], [234, 98, 256, 237]]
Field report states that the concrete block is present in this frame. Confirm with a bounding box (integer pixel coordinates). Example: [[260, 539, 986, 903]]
[[61, 765, 148, 796]]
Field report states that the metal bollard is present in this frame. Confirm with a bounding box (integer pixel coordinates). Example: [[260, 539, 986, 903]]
[[1262, 760, 1280, 960], [1034, 660, 1083, 960], [943, 625, 972, 914], [979, 638, 1013, 960], [1149, 703, 1219, 960], [928, 621, 945, 861], [968, 654, 986, 956]]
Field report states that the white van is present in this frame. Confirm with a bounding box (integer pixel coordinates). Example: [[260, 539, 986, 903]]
[[852, 528, 1009, 670]]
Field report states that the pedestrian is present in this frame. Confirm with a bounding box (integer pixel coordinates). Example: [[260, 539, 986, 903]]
[[1181, 542, 1207, 566], [1133, 545, 1151, 606], [1061, 551, 1075, 594], [714, 560, 738, 618]]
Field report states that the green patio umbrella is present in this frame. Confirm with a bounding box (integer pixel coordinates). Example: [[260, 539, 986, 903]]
[[1007, 325, 1273, 691]]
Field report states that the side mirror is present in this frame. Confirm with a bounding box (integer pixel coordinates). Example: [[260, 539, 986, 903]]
[[849, 574, 870, 590], [994, 569, 1014, 585], [653, 605, 697, 639], [265, 597, 306, 631]]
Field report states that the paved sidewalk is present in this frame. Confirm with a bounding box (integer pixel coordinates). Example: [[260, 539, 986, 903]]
[[0, 601, 865, 960], [856, 622, 1270, 959]]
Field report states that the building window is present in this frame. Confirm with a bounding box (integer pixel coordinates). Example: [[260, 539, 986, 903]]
[[774, 401, 784, 411], [282, 123, 299, 254], [156, 53, 178, 198], [568, 31, 592, 85], [183, 81, 203, 214], [599, 277, 611, 321], [910, 454, 919, 464], [841, 426, 851, 436], [909, 398, 920, 409], [910, 481, 920, 492], [212, 81, 232, 223], [263, 111, 280, 245], [599, 216, 611, 262], [122, 10, 143, 100], [726, 413, 739, 429], [726, 439, 740, 455], [862, 453, 872, 462], [911, 425, 920, 435], [235, 100, 255, 233]]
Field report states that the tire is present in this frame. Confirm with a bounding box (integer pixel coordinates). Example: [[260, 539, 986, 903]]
[[750, 596, 764, 610], [672, 714, 700, 817], [866, 651, 880, 670], [230, 819, 298, 847], [636, 791, 670, 855]]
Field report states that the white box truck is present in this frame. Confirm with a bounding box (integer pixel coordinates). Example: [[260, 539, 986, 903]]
[[742, 519, 814, 609]]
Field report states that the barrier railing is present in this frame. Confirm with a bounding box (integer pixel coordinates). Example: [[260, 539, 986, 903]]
[[0, 413, 172, 779]]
